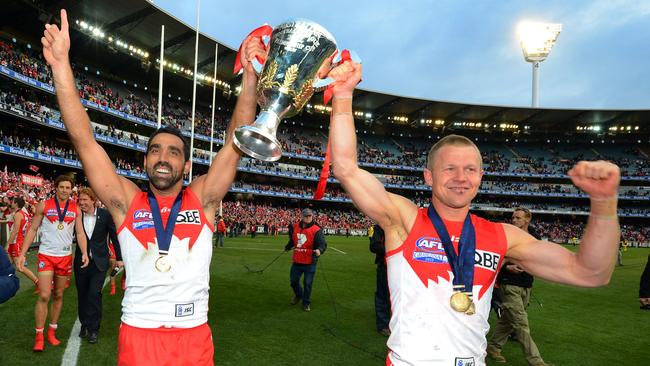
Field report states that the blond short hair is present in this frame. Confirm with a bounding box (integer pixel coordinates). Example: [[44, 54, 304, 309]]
[[78, 187, 97, 201], [513, 206, 532, 220], [426, 134, 482, 169]]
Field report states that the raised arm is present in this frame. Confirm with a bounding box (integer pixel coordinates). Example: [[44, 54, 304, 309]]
[[16, 201, 44, 272], [505, 161, 621, 287], [327, 61, 415, 249], [41, 9, 137, 223], [190, 36, 265, 222]]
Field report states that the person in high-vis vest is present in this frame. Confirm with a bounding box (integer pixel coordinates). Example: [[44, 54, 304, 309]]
[[284, 208, 327, 312]]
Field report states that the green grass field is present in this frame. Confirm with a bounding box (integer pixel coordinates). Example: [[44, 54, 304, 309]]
[[0, 236, 649, 365]]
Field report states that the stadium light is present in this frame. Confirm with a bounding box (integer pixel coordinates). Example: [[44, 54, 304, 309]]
[[517, 21, 562, 108]]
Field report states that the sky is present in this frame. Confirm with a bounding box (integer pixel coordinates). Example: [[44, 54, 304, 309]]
[[152, 0, 650, 110]]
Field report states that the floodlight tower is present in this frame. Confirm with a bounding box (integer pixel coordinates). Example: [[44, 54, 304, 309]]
[[517, 22, 562, 108]]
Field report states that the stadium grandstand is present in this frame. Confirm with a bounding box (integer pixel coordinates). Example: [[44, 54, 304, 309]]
[[1, 1, 649, 365], [1, 0, 648, 243]]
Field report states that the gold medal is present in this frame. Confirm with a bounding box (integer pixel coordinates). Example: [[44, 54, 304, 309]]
[[465, 301, 476, 316], [154, 255, 172, 272], [57, 223, 64, 230], [450, 291, 472, 312]]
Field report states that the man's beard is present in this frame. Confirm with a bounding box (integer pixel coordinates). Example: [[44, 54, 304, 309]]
[[147, 163, 182, 191]]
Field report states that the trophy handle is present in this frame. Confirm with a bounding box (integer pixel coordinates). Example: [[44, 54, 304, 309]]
[[313, 50, 362, 92], [333, 49, 362, 64], [233, 24, 273, 76], [251, 58, 264, 75], [313, 77, 335, 92], [250, 35, 271, 75]]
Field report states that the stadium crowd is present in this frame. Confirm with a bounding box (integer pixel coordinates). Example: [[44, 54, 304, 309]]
[[1, 170, 648, 245], [3, 37, 650, 178]]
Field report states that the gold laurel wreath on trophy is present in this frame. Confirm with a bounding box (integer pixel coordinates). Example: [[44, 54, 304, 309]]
[[258, 62, 311, 110], [292, 79, 313, 110]]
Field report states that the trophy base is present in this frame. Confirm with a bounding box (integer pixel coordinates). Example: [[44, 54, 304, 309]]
[[233, 125, 283, 162]]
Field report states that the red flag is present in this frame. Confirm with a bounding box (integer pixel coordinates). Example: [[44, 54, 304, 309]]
[[29, 164, 39, 172]]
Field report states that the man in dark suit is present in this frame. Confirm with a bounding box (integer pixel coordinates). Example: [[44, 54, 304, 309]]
[[74, 187, 120, 344], [369, 223, 391, 337]]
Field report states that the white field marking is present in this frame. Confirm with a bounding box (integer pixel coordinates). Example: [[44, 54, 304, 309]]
[[61, 274, 114, 366], [220, 246, 285, 252], [220, 246, 346, 254]]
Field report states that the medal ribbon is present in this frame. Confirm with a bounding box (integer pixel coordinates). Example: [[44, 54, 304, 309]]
[[54, 199, 69, 225], [147, 190, 183, 254], [426, 205, 476, 294]]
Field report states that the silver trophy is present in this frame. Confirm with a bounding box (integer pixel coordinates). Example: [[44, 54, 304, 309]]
[[233, 19, 338, 162]]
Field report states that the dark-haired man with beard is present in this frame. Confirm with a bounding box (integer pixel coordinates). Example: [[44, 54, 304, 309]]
[[41, 9, 263, 365]]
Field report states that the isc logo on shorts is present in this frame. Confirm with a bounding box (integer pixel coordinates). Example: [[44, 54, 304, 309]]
[[455, 357, 475, 366], [175, 303, 195, 317], [38, 261, 45, 269]]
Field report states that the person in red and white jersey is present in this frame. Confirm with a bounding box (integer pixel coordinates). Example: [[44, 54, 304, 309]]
[[41, 9, 261, 365], [327, 60, 621, 365], [17, 174, 89, 352], [5, 195, 39, 287]]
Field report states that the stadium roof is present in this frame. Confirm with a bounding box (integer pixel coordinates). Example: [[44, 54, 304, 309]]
[[4, 0, 650, 133]]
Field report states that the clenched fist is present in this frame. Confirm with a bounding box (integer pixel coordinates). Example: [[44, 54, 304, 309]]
[[327, 60, 362, 98], [41, 9, 71, 71], [240, 35, 269, 77], [568, 161, 620, 200]]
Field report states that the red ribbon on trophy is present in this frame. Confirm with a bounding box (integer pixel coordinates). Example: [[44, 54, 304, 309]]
[[233, 24, 273, 75], [323, 49, 352, 106], [313, 143, 331, 200], [314, 49, 355, 200]]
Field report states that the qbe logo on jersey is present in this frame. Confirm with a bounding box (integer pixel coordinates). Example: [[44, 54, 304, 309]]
[[176, 210, 201, 225], [475, 249, 501, 272], [413, 237, 449, 264]]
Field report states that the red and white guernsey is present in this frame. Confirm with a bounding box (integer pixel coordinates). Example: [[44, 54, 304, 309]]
[[9, 207, 31, 245], [40, 198, 78, 257], [386, 208, 507, 366], [117, 188, 214, 328]]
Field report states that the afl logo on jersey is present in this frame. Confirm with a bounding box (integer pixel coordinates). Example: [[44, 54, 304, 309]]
[[132, 209, 154, 230], [416, 237, 444, 252], [413, 237, 448, 264]]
